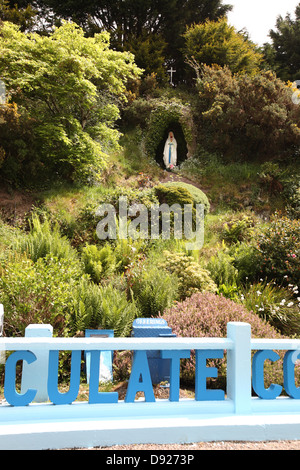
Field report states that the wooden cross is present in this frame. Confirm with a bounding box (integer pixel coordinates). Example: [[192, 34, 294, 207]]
[[167, 67, 176, 86]]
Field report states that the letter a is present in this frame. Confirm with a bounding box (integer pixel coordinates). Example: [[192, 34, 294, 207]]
[[125, 351, 155, 403]]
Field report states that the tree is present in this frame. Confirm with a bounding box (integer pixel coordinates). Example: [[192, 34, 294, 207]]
[[0, 21, 142, 185], [121, 31, 168, 82], [0, 0, 37, 31], [193, 64, 300, 161], [264, 3, 300, 82], [14, 0, 232, 82], [184, 18, 263, 76]]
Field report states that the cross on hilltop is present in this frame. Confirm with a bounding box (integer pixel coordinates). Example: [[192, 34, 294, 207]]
[[167, 67, 176, 86]]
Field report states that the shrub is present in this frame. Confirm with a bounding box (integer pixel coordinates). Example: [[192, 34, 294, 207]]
[[230, 242, 262, 284], [154, 184, 194, 206], [0, 253, 81, 336], [0, 21, 141, 186], [194, 65, 300, 161], [240, 281, 300, 336], [0, 217, 21, 253], [122, 97, 155, 129], [162, 292, 285, 388], [282, 176, 300, 220], [258, 162, 285, 195], [73, 187, 159, 246], [160, 250, 217, 299], [154, 182, 210, 215], [221, 214, 255, 245], [206, 250, 238, 286], [81, 243, 118, 283], [257, 213, 300, 286], [100, 187, 159, 212]]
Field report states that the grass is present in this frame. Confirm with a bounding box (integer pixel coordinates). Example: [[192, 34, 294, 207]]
[[179, 155, 285, 214]]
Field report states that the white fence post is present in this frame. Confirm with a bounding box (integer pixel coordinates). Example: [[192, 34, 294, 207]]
[[21, 324, 53, 403], [226, 322, 252, 414]]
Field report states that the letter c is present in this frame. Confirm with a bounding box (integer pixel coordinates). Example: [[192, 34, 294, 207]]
[[284, 350, 300, 399], [4, 351, 37, 406], [252, 350, 282, 399]]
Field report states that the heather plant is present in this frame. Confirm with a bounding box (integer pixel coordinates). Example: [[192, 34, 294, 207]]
[[162, 292, 285, 389], [113, 350, 133, 382]]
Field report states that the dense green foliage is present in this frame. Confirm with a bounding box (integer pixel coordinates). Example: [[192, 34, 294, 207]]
[[0, 21, 141, 185], [184, 18, 263, 75], [157, 182, 210, 215], [264, 4, 300, 82], [257, 214, 300, 286], [0, 0, 37, 31], [193, 65, 300, 161], [160, 251, 217, 298], [13, 0, 232, 81]]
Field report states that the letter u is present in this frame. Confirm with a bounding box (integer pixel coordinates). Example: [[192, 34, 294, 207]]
[[48, 350, 81, 405]]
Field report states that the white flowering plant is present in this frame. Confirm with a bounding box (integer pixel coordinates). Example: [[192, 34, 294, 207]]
[[239, 281, 300, 336]]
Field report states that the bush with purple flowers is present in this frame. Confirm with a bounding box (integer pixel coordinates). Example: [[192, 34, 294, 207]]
[[162, 292, 286, 389]]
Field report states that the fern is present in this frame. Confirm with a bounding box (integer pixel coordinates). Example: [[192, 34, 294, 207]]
[[131, 265, 179, 317], [14, 214, 79, 264], [69, 279, 138, 337]]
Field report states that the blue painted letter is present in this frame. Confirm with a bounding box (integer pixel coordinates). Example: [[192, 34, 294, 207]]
[[4, 351, 37, 406], [48, 350, 81, 405], [195, 350, 225, 401], [88, 350, 118, 404], [283, 350, 300, 399], [125, 350, 155, 403], [252, 350, 282, 399], [161, 350, 190, 401]]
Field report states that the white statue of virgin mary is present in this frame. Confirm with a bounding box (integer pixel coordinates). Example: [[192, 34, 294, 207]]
[[163, 131, 177, 169]]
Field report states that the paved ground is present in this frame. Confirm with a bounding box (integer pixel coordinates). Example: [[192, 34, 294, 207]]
[[87, 440, 300, 450]]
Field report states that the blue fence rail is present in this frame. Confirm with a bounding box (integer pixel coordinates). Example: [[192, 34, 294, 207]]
[[1, 321, 300, 414], [2, 320, 300, 449]]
